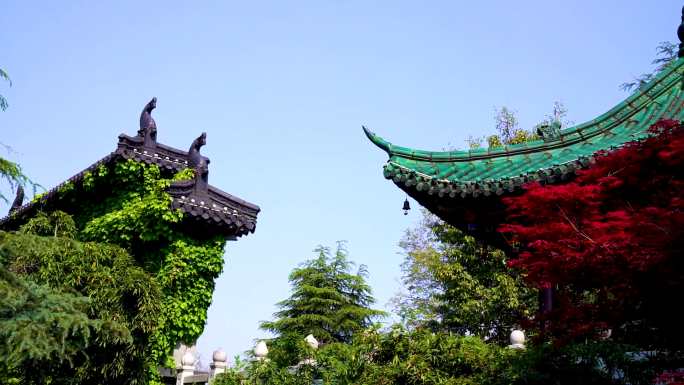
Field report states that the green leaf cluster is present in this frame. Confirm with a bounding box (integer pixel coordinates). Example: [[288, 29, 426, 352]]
[[507, 340, 670, 385], [0, 266, 132, 384], [214, 359, 319, 385], [0, 156, 40, 204], [338, 327, 511, 385], [621, 41, 677, 92], [0, 68, 40, 203], [468, 104, 573, 150], [218, 326, 666, 385], [1, 67, 10, 111], [0, 211, 161, 384], [394, 210, 535, 345], [215, 327, 514, 385]]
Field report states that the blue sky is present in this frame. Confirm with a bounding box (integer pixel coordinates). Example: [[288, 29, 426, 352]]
[[2, 0, 681, 364]]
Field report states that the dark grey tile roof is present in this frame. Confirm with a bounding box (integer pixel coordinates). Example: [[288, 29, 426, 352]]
[[1, 132, 259, 238]]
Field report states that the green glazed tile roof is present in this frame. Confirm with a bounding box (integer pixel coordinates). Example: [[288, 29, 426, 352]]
[[365, 57, 684, 199]]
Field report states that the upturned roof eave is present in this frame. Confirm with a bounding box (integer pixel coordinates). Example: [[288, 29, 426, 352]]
[[364, 57, 684, 163], [364, 57, 684, 199]]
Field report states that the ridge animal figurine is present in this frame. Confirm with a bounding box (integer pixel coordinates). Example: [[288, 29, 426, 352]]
[[138, 97, 158, 145], [188, 132, 210, 190], [8, 185, 24, 214]]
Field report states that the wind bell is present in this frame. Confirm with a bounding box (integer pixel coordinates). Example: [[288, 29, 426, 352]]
[[402, 197, 411, 215]]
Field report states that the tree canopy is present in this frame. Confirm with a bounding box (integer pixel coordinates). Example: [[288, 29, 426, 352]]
[[0, 211, 161, 384], [621, 41, 677, 92], [259, 242, 385, 365], [502, 119, 684, 352], [1, 66, 39, 204], [393, 210, 535, 344], [466, 102, 569, 150]]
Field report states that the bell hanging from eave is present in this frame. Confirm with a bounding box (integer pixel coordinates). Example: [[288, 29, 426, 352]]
[[402, 197, 410, 215]]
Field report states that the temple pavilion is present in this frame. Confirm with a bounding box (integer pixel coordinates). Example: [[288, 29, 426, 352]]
[[364, 8, 684, 250]]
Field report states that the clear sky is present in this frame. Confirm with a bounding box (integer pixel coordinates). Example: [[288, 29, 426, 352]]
[[2, 0, 681, 364]]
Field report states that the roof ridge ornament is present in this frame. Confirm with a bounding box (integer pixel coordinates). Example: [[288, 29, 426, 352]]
[[536, 120, 562, 142], [678, 6, 684, 58], [188, 132, 209, 191], [138, 97, 158, 147], [8, 185, 24, 215]]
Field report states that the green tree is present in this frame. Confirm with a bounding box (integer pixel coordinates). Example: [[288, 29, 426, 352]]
[[621, 41, 677, 92], [493, 106, 519, 144], [1, 66, 39, 203], [393, 210, 535, 345], [544, 101, 571, 127], [0, 266, 131, 384], [0, 157, 31, 204], [0, 67, 10, 111], [0, 211, 161, 384], [468, 103, 570, 150], [487, 106, 541, 148], [260, 242, 385, 364]]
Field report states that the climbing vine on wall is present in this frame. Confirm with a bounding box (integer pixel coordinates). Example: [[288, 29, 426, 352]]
[[32, 159, 227, 377], [152, 236, 226, 363]]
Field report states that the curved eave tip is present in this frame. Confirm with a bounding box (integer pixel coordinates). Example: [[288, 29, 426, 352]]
[[362, 125, 392, 154]]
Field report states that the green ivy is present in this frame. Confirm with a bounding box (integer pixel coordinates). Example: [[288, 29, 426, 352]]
[[148, 235, 226, 365], [30, 192, 45, 204], [56, 180, 75, 195], [23, 159, 227, 382]]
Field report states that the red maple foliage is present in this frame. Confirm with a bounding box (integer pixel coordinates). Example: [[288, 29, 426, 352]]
[[654, 370, 684, 385], [501, 119, 684, 347]]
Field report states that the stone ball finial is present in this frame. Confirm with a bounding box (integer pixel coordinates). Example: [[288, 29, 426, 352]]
[[304, 334, 319, 350], [213, 349, 227, 363], [599, 328, 612, 340], [254, 341, 268, 359], [508, 330, 526, 349], [181, 350, 196, 366]]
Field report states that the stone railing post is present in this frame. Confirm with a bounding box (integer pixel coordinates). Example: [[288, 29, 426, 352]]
[[177, 351, 196, 385], [209, 349, 228, 383]]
